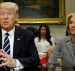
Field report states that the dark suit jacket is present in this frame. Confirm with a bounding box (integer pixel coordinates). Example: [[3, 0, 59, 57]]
[[0, 26, 40, 70]]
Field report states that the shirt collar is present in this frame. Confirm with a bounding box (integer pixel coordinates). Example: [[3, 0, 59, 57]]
[[2, 27, 15, 36]]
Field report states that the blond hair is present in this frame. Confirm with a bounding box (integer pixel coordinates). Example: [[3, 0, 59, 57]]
[[0, 2, 18, 12], [66, 12, 75, 36]]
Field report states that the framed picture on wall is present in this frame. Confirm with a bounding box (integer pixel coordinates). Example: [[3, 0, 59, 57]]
[[3, 0, 65, 24]]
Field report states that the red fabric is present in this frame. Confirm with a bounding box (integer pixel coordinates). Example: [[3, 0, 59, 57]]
[[40, 57, 47, 64]]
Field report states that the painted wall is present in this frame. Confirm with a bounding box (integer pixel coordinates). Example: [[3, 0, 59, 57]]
[[22, 24, 66, 39], [65, 0, 75, 15], [21, 0, 75, 39]]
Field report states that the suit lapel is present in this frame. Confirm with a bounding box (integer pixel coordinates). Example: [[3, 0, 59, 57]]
[[13, 27, 21, 58], [66, 36, 75, 62]]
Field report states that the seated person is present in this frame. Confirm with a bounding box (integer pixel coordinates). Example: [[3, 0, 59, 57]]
[[34, 24, 55, 67], [47, 12, 75, 68], [0, 2, 40, 71]]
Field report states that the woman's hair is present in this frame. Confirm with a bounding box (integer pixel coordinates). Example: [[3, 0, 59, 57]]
[[66, 12, 75, 36], [38, 24, 52, 45]]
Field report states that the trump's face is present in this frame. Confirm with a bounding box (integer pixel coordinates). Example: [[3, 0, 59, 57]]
[[0, 8, 18, 31]]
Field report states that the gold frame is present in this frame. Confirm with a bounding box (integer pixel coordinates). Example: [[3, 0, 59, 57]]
[[2, 0, 65, 24], [17, 0, 65, 24]]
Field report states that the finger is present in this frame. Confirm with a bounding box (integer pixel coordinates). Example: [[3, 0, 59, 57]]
[[0, 49, 6, 54], [0, 62, 7, 67], [0, 57, 6, 62], [0, 53, 9, 58], [0, 49, 2, 52]]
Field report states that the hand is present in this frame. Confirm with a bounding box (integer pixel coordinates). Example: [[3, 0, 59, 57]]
[[39, 52, 46, 60], [47, 48, 53, 58], [0, 49, 16, 68]]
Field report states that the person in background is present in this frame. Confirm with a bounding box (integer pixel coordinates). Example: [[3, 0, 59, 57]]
[[0, 2, 39, 71], [47, 12, 75, 68], [34, 24, 55, 67]]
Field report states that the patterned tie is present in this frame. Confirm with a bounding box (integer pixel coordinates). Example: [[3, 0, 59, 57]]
[[3, 33, 10, 54]]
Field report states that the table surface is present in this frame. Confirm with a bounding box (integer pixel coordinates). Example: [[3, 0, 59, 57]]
[[37, 67, 74, 71], [19, 67, 75, 71]]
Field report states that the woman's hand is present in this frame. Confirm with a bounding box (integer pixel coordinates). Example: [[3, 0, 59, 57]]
[[39, 52, 46, 60], [46, 48, 53, 59]]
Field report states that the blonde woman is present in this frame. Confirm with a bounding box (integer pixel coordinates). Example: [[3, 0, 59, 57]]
[[47, 12, 75, 68]]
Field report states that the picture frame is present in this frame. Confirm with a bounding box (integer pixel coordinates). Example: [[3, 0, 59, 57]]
[[2, 0, 65, 24]]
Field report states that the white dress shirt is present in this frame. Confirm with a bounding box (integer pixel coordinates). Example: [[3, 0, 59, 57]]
[[34, 37, 54, 52], [2, 27, 24, 70], [34, 37, 55, 60]]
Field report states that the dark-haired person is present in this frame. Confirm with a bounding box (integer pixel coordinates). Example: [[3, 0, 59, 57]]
[[34, 24, 55, 67]]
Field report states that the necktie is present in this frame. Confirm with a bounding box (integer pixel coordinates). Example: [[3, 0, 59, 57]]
[[3, 33, 10, 54]]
